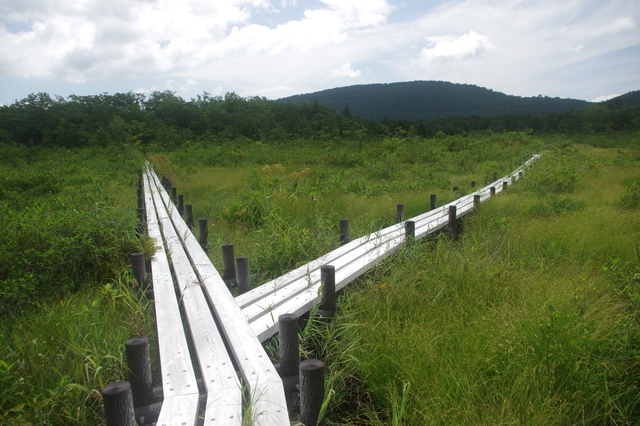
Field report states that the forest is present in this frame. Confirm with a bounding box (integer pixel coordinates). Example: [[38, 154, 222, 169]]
[[0, 88, 639, 151], [276, 81, 593, 121]]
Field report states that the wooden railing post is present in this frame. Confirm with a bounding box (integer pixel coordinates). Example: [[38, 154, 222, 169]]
[[299, 360, 324, 426], [503, 181, 508, 191], [236, 256, 251, 295], [221, 244, 236, 288], [319, 265, 336, 317], [339, 219, 350, 245], [137, 208, 146, 223], [448, 205, 458, 239], [185, 204, 194, 228], [102, 381, 136, 426], [430, 194, 437, 211], [474, 194, 480, 207], [396, 204, 405, 223], [405, 220, 415, 242], [125, 337, 154, 407], [276, 314, 299, 378], [490, 186, 496, 197], [131, 253, 147, 289], [170, 187, 177, 203], [198, 219, 208, 250], [177, 194, 184, 215]]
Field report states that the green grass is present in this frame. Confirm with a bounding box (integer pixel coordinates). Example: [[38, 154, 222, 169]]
[[323, 145, 640, 425], [1, 131, 636, 425], [0, 275, 152, 425]]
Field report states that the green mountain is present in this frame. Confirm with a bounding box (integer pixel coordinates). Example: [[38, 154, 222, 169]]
[[276, 81, 591, 121], [605, 90, 640, 106]]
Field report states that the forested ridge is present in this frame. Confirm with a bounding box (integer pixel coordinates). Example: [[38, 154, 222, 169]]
[[0, 85, 639, 149], [277, 81, 593, 121]]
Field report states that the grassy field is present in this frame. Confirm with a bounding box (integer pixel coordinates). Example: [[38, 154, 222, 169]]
[[319, 143, 640, 425], [1, 131, 638, 425]]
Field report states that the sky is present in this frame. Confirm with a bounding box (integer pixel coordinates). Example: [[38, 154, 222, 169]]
[[0, 0, 638, 106]]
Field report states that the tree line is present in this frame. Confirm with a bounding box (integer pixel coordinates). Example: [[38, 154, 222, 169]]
[[0, 90, 638, 148]]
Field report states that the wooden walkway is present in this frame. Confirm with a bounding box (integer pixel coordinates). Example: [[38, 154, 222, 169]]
[[143, 166, 289, 426], [141, 154, 539, 423], [237, 155, 540, 342]]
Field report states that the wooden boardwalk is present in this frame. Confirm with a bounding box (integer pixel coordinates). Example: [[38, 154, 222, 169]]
[[140, 154, 539, 423], [237, 155, 540, 342], [143, 166, 289, 426]]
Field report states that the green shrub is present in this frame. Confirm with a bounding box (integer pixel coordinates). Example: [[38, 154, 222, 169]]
[[618, 181, 640, 209], [521, 145, 598, 194]]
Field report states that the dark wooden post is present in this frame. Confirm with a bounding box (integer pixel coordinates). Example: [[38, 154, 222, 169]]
[[137, 197, 144, 209], [198, 219, 208, 250], [474, 194, 480, 207], [136, 208, 145, 223], [493, 171, 498, 181], [471, 181, 476, 188], [125, 337, 154, 407], [430, 194, 437, 211], [277, 314, 299, 378], [405, 220, 415, 242], [519, 171, 523, 179], [453, 186, 459, 192], [221, 244, 236, 287], [185, 204, 194, 228], [170, 187, 177, 203], [503, 181, 508, 191], [136, 222, 145, 237], [490, 187, 496, 197], [319, 265, 336, 317], [131, 253, 147, 289], [448, 205, 457, 238], [396, 204, 405, 223], [236, 256, 250, 295], [339, 219, 350, 245], [299, 360, 325, 426], [137, 187, 143, 199], [102, 381, 136, 426], [177, 194, 184, 215]]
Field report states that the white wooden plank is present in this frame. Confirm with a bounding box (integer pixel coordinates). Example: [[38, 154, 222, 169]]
[[147, 170, 243, 426], [155, 394, 200, 426], [143, 170, 199, 399], [148, 169, 290, 426]]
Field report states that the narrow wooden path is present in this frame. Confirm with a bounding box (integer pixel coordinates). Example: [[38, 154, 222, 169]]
[[140, 154, 539, 423], [236, 155, 540, 342], [144, 166, 289, 426]]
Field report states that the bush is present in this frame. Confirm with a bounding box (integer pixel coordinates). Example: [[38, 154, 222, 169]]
[[618, 181, 640, 209]]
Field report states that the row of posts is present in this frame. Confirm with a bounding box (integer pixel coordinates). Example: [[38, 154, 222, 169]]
[[107, 170, 524, 425]]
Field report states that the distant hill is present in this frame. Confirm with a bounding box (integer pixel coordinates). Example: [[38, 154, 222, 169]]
[[605, 90, 640, 106], [276, 81, 592, 121]]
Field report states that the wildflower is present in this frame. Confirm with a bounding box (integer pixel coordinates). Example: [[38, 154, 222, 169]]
[[311, 196, 317, 202]]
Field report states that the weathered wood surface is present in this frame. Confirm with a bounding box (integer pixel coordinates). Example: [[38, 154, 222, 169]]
[[236, 155, 540, 342], [145, 167, 290, 426], [143, 171, 200, 426], [145, 169, 242, 425]]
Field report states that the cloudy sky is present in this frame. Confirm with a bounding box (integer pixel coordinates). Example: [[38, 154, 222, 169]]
[[0, 0, 638, 105]]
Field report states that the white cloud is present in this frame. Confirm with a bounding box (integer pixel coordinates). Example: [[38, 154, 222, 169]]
[[0, 0, 638, 104], [592, 94, 620, 103], [329, 63, 361, 78], [418, 31, 495, 66]]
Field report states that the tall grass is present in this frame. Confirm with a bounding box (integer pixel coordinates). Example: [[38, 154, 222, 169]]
[[325, 143, 640, 425], [0, 275, 152, 425]]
